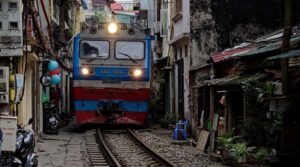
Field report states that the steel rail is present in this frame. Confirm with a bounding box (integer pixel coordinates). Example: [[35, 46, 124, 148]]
[[127, 128, 177, 167], [96, 128, 122, 167]]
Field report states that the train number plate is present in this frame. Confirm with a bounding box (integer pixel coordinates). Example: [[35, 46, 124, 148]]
[[102, 78, 121, 84]]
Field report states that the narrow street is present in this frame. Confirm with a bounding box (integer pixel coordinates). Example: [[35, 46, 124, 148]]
[[0, 0, 300, 166], [36, 120, 228, 167]]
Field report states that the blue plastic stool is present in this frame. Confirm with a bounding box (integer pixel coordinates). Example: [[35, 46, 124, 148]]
[[173, 119, 189, 140]]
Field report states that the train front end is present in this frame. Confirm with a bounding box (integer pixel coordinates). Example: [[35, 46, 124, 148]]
[[72, 22, 151, 125]]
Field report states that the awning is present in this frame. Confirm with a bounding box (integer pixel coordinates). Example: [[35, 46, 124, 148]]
[[193, 73, 268, 88], [266, 49, 300, 60]]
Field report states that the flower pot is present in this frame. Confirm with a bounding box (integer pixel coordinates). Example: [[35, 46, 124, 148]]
[[222, 149, 232, 160]]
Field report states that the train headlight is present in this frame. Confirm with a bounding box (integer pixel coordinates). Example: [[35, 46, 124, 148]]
[[133, 69, 142, 77], [108, 23, 118, 34], [81, 68, 94, 76]]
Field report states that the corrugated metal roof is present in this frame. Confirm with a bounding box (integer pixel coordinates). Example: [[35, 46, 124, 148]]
[[212, 44, 256, 63], [211, 33, 300, 63], [233, 41, 281, 58], [233, 36, 300, 58], [266, 49, 300, 60], [111, 3, 123, 11], [193, 73, 268, 88]]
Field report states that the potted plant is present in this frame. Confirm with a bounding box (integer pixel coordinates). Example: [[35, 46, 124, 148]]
[[216, 130, 235, 159], [229, 142, 255, 163]]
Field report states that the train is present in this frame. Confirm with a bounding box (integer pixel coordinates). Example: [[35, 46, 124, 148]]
[[71, 21, 151, 125]]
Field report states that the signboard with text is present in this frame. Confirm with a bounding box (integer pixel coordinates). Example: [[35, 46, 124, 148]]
[[0, 115, 17, 151]]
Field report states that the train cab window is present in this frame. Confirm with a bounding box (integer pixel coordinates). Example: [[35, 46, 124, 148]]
[[80, 40, 109, 59], [115, 41, 144, 61]]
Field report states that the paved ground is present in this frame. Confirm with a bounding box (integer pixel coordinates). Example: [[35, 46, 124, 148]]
[[36, 122, 85, 167], [36, 120, 226, 167]]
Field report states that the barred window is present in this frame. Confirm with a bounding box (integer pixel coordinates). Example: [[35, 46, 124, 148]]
[[8, 2, 18, 10]]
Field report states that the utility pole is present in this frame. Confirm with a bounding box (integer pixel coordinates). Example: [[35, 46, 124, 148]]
[[281, 0, 292, 95]]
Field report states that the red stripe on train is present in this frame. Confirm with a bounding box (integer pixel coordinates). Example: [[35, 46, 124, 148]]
[[72, 87, 150, 101], [75, 111, 149, 125]]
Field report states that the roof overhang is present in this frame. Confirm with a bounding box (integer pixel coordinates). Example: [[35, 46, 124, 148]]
[[266, 49, 300, 60], [193, 73, 268, 88], [169, 33, 190, 46]]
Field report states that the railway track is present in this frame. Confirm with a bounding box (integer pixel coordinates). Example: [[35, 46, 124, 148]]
[[84, 129, 121, 167], [91, 128, 176, 167]]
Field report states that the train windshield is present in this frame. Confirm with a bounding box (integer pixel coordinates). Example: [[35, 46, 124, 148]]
[[115, 41, 144, 61], [80, 40, 109, 59]]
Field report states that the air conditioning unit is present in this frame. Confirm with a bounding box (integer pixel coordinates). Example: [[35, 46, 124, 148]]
[[154, 21, 160, 34]]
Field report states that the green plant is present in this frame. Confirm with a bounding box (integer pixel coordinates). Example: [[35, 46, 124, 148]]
[[216, 136, 234, 150], [256, 81, 278, 102], [216, 130, 235, 150], [242, 80, 278, 103], [253, 147, 269, 162], [229, 142, 256, 158], [250, 147, 277, 164]]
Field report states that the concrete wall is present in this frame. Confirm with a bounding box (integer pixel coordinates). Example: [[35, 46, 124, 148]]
[[183, 46, 190, 118], [171, 0, 191, 120], [17, 57, 32, 127], [173, 0, 190, 37], [190, 0, 218, 69]]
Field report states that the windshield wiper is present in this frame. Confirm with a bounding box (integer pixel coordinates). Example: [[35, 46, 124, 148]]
[[117, 52, 137, 64]]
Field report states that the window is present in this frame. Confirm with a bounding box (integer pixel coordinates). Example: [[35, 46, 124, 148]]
[[0, 2, 2, 11], [115, 41, 144, 60], [9, 22, 18, 29], [0, 22, 2, 30], [8, 2, 18, 10], [80, 40, 109, 59]]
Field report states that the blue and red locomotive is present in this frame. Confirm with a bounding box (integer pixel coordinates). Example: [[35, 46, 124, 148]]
[[72, 22, 151, 125]]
